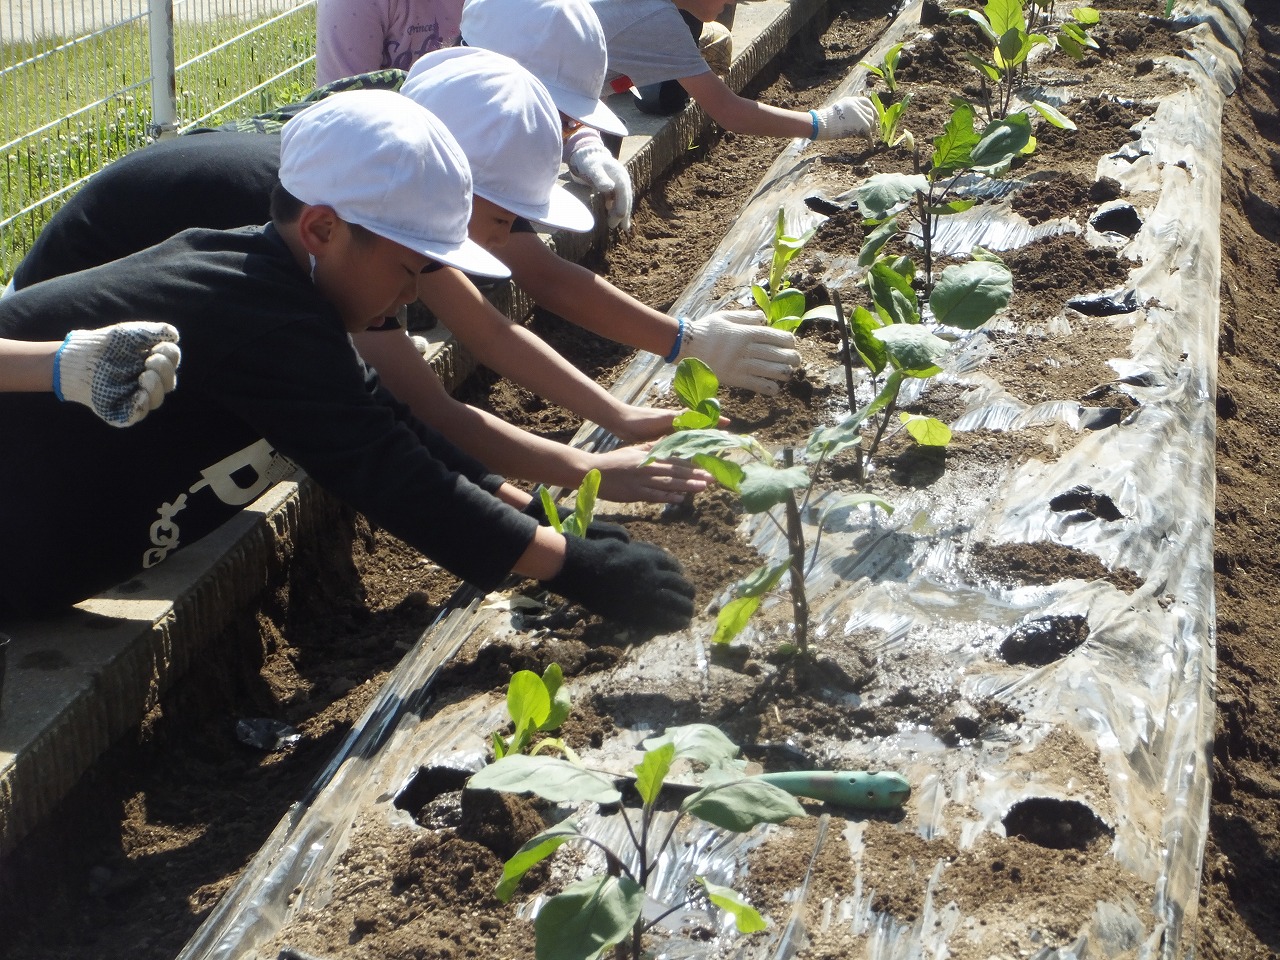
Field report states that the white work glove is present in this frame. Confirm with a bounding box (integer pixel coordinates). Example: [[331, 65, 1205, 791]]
[[567, 135, 634, 231], [674, 309, 801, 395], [810, 96, 877, 140], [53, 321, 181, 427]]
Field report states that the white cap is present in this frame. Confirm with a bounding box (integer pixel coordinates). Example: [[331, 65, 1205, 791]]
[[460, 0, 627, 138], [279, 90, 510, 278], [403, 47, 594, 233]]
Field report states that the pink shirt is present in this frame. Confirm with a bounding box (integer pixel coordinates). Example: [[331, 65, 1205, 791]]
[[316, 0, 464, 85]]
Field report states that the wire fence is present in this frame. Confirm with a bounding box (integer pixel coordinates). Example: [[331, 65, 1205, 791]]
[[0, 0, 316, 282]]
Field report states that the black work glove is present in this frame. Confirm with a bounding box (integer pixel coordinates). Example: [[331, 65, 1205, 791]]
[[542, 537, 695, 633], [521, 492, 632, 543]]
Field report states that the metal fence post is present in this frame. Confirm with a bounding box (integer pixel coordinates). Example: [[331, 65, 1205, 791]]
[[148, 0, 179, 140]]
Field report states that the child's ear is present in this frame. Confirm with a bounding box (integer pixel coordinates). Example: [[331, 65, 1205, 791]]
[[297, 204, 340, 256]]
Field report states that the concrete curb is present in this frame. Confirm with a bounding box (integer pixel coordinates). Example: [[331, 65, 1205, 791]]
[[0, 0, 834, 857]]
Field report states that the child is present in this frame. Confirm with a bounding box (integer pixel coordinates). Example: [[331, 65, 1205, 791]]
[[588, 0, 877, 141], [0, 91, 695, 632], [455, 0, 805, 393], [316, 0, 462, 86], [0, 323, 180, 426]]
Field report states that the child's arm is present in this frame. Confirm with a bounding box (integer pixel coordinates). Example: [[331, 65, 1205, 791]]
[[500, 231, 799, 394], [679, 70, 875, 141], [417, 265, 680, 442], [352, 326, 709, 503], [0, 323, 180, 426]]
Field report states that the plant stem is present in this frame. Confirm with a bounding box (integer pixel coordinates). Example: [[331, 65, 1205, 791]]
[[782, 450, 809, 653], [829, 285, 857, 415]]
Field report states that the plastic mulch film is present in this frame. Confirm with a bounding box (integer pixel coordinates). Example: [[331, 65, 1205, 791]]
[[176, 2, 1246, 959]]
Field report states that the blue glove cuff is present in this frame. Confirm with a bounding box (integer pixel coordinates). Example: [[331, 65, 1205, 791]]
[[809, 109, 821, 140], [52, 335, 71, 401], [664, 317, 687, 363]]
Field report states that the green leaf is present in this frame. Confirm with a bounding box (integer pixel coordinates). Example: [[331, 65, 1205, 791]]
[[930, 259, 1013, 329], [566, 469, 600, 539], [643, 723, 741, 766], [930, 100, 980, 178], [1056, 32, 1085, 61], [496, 820, 580, 902], [673, 357, 719, 409], [493, 730, 510, 760], [541, 663, 570, 731], [984, 0, 1026, 37], [468, 755, 621, 805], [673, 408, 717, 430], [735, 558, 792, 599], [924, 197, 977, 216], [858, 218, 900, 267], [712, 595, 762, 645], [682, 779, 806, 831], [692, 453, 745, 493], [900, 413, 953, 447], [868, 260, 920, 326], [508, 670, 552, 737], [645, 428, 767, 464], [801, 304, 839, 324], [949, 7, 998, 43], [700, 878, 768, 933], [739, 462, 811, 514], [818, 493, 894, 529], [540, 487, 564, 534], [850, 305, 888, 374], [766, 288, 807, 328], [634, 742, 675, 806], [996, 26, 1027, 67], [962, 50, 1001, 83], [534, 875, 644, 960], [751, 283, 770, 314], [1072, 6, 1100, 26], [856, 172, 927, 220], [970, 112, 1033, 170], [874, 325, 949, 376], [1027, 100, 1076, 130]]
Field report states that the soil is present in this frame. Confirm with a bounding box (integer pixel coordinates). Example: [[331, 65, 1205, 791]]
[[2, 1, 1279, 959]]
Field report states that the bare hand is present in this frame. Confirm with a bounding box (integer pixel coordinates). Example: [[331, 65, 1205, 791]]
[[592, 443, 712, 504]]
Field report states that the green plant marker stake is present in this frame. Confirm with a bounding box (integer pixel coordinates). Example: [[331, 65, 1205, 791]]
[[752, 770, 912, 810]]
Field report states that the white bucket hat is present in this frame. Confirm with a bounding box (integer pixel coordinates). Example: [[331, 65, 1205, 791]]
[[459, 0, 627, 137], [279, 89, 510, 278], [403, 47, 594, 233]]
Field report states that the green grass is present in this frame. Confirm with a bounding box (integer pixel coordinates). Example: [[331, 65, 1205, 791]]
[[0, 6, 316, 282]]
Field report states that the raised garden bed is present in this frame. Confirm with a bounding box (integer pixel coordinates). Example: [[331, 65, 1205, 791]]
[[6, 2, 1280, 959]]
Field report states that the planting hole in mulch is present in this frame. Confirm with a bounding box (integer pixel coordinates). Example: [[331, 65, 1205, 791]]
[[1049, 485, 1125, 521], [1001, 797, 1115, 851], [999, 614, 1092, 667]]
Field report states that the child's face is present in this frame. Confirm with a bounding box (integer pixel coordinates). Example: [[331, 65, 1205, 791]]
[[318, 223, 435, 332], [468, 196, 517, 251]]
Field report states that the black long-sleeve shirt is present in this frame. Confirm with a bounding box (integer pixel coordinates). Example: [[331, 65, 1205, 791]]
[[0, 224, 536, 615]]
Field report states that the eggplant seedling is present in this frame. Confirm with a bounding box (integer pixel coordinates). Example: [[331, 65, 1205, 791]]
[[468, 723, 804, 960], [492, 663, 578, 762], [751, 208, 817, 331], [869, 91, 914, 149], [671, 357, 722, 430], [644, 429, 892, 653], [859, 40, 905, 93], [855, 97, 1049, 287], [540, 468, 602, 538], [950, 0, 1098, 123]]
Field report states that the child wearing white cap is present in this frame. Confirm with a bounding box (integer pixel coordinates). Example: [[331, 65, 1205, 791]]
[[0, 90, 696, 634], [586, 0, 877, 143], [7, 101, 707, 504], [438, 0, 806, 396]]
